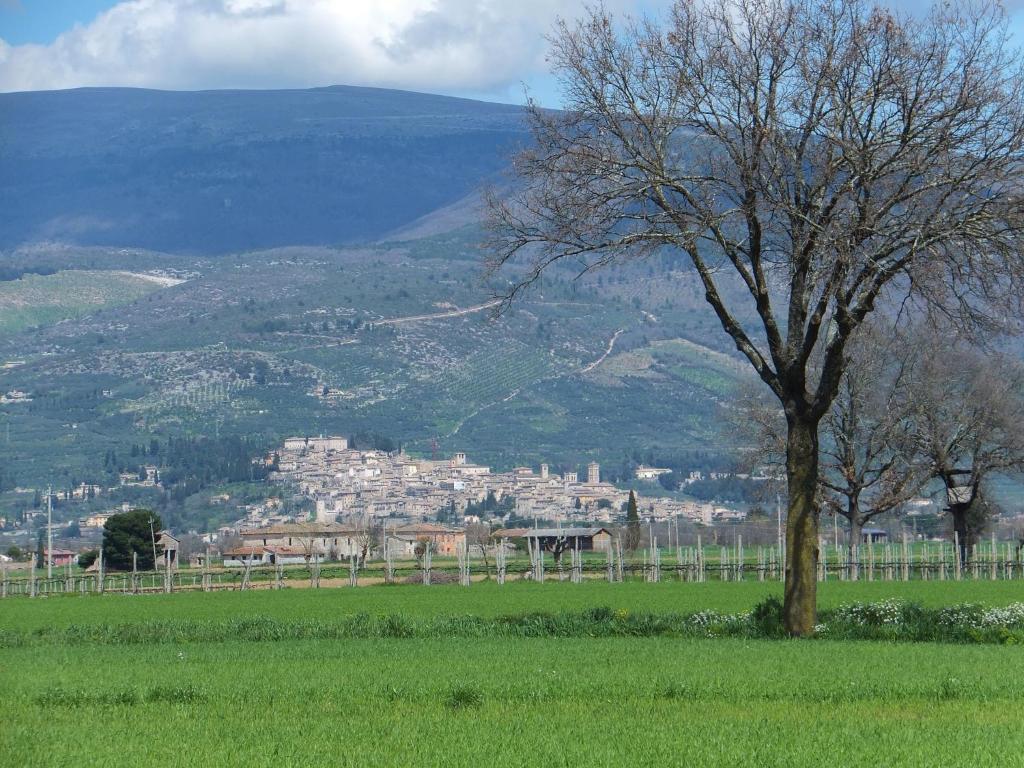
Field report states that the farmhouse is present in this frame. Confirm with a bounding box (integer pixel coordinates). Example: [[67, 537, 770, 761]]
[[389, 523, 466, 555], [222, 545, 308, 567], [43, 548, 78, 567], [240, 521, 364, 558], [520, 527, 613, 552]]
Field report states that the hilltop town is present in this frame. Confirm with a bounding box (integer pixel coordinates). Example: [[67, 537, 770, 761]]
[[271, 435, 745, 527]]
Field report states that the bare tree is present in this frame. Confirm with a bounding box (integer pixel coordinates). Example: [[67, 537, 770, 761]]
[[906, 331, 1024, 564], [487, 0, 1024, 634], [466, 523, 494, 578], [818, 327, 929, 556], [729, 323, 929, 557], [354, 517, 381, 566]]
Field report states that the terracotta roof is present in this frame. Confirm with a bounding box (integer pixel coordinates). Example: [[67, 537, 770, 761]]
[[265, 545, 308, 556], [392, 523, 464, 535], [240, 522, 360, 536], [491, 527, 529, 538], [522, 527, 612, 538]]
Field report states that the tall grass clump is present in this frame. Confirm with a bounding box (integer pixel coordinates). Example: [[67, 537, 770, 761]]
[[445, 684, 485, 710]]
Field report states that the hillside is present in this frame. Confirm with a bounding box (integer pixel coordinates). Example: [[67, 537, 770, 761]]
[[0, 86, 528, 254], [0, 229, 749, 502], [0, 85, 760, 529]]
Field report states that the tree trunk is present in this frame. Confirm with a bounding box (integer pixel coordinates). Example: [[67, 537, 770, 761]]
[[950, 503, 970, 568], [848, 513, 862, 581], [783, 415, 820, 636]]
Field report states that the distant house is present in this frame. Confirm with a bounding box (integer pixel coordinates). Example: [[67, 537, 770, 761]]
[[222, 545, 308, 567], [861, 527, 889, 543], [240, 521, 363, 559], [519, 527, 613, 553], [81, 510, 121, 529], [635, 465, 672, 480], [389, 523, 466, 555], [44, 548, 78, 567], [71, 482, 102, 500], [221, 544, 307, 569], [283, 435, 348, 453]]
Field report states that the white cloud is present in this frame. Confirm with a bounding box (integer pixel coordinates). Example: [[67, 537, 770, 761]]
[[0, 0, 643, 96]]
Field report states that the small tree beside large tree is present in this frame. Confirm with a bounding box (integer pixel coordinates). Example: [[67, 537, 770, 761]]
[[818, 328, 928, 567], [487, 0, 1024, 634], [904, 331, 1024, 565]]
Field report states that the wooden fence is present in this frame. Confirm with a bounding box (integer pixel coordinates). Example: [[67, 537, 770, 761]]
[[3, 534, 1022, 599]]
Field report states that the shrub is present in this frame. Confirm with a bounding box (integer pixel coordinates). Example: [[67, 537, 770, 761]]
[[445, 684, 484, 710], [751, 596, 785, 638]]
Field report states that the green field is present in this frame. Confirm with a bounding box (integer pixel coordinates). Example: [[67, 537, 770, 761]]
[[3, 581, 1024, 766], [0, 270, 168, 333]]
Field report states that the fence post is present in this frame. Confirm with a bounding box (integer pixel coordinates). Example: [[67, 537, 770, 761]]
[[497, 538, 507, 585], [423, 542, 432, 586]]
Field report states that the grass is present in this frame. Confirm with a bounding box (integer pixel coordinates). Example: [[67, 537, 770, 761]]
[[6, 579, 1024, 632], [4, 581, 1024, 766], [3, 635, 1024, 766]]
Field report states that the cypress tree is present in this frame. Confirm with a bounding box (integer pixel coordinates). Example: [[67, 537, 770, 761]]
[[625, 490, 641, 552]]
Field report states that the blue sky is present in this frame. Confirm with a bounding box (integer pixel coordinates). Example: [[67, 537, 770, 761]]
[[0, 0, 117, 44], [1, 0, 1021, 103]]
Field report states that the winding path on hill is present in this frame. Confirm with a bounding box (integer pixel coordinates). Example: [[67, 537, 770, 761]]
[[374, 299, 502, 326], [581, 328, 624, 373]]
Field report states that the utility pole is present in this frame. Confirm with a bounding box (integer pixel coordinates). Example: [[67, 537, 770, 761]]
[[149, 517, 158, 568], [46, 485, 53, 579]]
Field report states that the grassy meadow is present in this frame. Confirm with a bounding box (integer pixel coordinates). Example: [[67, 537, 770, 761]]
[[3, 580, 1024, 766]]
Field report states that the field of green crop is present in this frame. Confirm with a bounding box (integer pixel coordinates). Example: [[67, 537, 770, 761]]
[[2, 581, 1024, 766]]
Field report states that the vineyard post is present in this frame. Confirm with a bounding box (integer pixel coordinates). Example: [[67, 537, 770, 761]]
[[674, 516, 681, 567], [423, 541, 431, 586], [241, 554, 253, 590], [496, 538, 506, 585]]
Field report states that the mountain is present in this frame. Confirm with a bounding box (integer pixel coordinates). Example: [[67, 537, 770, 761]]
[[0, 85, 757, 531], [0, 85, 528, 254]]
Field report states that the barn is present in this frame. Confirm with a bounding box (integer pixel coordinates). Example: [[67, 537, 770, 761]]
[[521, 527, 613, 553]]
